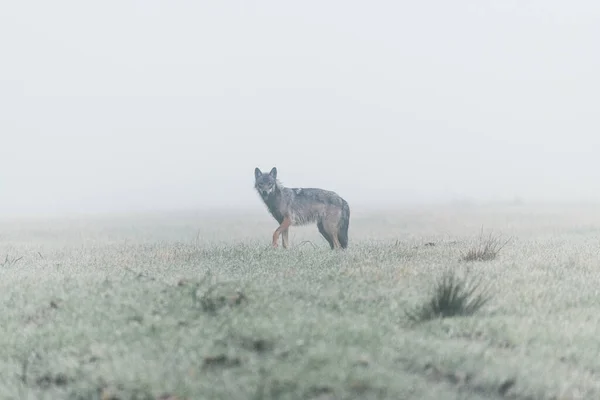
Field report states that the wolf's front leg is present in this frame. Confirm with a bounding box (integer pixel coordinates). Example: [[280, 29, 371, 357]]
[[281, 228, 289, 249], [272, 217, 292, 248]]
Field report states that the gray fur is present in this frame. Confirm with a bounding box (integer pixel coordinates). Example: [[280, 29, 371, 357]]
[[254, 167, 350, 249]]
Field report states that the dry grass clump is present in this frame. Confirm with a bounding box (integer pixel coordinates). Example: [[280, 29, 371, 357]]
[[406, 269, 491, 322], [1, 254, 23, 267], [461, 228, 511, 262]]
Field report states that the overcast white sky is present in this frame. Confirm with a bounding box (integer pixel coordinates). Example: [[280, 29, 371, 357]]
[[1, 0, 599, 215]]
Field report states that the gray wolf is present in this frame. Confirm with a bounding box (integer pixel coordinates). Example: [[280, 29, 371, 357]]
[[254, 167, 350, 249]]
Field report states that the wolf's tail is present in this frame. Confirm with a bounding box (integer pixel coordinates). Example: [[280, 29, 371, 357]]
[[338, 199, 350, 249]]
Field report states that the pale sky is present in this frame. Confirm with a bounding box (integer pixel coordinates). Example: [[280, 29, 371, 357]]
[[1, 1, 599, 215]]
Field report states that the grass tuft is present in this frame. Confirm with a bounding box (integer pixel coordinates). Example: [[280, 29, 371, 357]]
[[1, 254, 23, 267], [189, 271, 248, 314], [406, 268, 491, 322], [461, 227, 511, 262]]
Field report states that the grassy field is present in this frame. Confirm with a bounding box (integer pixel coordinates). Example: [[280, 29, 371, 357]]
[[1, 204, 600, 400]]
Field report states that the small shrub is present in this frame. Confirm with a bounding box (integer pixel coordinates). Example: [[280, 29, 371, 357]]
[[461, 227, 511, 262], [406, 269, 491, 322]]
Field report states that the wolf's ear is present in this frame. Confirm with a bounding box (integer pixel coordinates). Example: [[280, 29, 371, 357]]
[[269, 167, 277, 179], [254, 167, 262, 180]]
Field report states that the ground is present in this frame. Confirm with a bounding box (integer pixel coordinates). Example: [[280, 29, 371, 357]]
[[1, 204, 600, 399]]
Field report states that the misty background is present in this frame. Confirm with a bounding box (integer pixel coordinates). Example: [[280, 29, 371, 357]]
[[1, 1, 599, 216]]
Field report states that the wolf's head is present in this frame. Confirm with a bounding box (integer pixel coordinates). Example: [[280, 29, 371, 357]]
[[254, 167, 278, 200]]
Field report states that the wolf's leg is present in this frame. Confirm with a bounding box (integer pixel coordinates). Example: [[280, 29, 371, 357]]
[[323, 219, 341, 250], [331, 233, 341, 249], [272, 216, 292, 248], [317, 221, 334, 249], [282, 228, 289, 249]]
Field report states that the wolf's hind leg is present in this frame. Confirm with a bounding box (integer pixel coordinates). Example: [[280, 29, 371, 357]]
[[322, 219, 342, 250], [331, 233, 341, 249], [317, 221, 334, 249]]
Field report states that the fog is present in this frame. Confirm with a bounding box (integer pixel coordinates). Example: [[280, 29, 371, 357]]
[[1, 1, 599, 216]]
